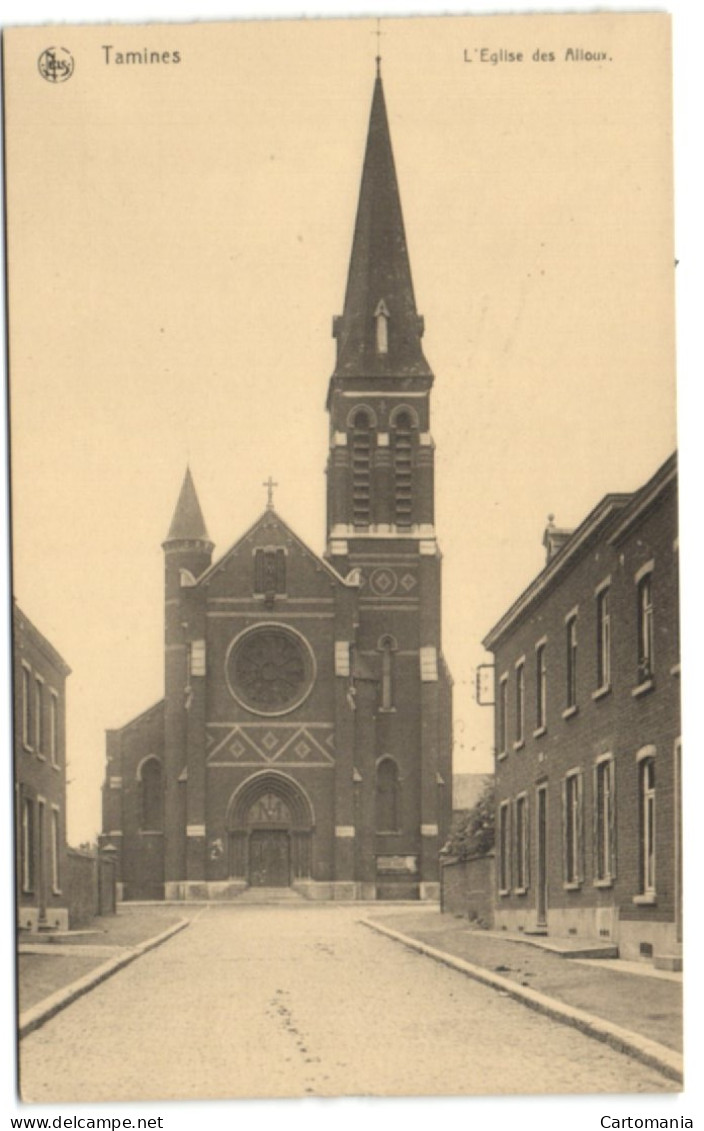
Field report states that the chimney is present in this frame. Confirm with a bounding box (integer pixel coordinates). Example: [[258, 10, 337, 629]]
[[543, 515, 573, 564]]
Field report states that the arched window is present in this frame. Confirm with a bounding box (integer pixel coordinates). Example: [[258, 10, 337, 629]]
[[392, 411, 414, 527], [350, 408, 373, 527], [376, 757, 401, 832], [140, 758, 163, 832], [378, 635, 397, 711]]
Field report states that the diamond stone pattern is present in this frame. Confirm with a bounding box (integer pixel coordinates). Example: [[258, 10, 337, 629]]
[[370, 567, 398, 596]]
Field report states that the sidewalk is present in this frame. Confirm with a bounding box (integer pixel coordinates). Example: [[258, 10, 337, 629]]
[[364, 910, 683, 1079], [18, 905, 190, 1016]]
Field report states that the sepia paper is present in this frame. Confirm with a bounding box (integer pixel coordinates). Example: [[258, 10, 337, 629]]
[[4, 10, 682, 1110]]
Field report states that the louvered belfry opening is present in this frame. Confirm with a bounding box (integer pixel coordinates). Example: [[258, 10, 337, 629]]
[[393, 412, 413, 526], [351, 409, 373, 527]]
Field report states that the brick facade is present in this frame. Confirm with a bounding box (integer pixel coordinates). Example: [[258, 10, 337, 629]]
[[99, 70, 452, 902], [13, 603, 71, 931], [483, 455, 681, 963]]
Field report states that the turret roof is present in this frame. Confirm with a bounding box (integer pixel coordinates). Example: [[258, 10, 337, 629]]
[[163, 467, 212, 545]]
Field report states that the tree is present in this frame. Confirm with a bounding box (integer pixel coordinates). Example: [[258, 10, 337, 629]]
[[442, 777, 495, 861]]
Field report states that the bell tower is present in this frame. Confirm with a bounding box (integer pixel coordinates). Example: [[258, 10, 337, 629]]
[[325, 65, 451, 900], [326, 67, 435, 552]]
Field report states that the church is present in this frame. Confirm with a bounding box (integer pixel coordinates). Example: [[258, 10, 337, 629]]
[[100, 66, 453, 901]]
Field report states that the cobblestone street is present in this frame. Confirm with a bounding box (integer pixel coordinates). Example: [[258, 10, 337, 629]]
[[20, 904, 677, 1102]]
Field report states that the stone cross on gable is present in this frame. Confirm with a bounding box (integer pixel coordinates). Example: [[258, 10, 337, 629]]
[[263, 476, 278, 509]]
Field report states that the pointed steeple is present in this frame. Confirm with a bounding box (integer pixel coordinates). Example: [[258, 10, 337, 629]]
[[163, 467, 212, 546], [332, 70, 431, 380]]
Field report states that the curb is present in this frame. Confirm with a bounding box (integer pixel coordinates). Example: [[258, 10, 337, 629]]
[[19, 919, 190, 1039], [360, 918, 683, 1085]]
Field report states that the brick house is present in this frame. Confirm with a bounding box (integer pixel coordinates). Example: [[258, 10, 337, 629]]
[[13, 603, 71, 931], [99, 68, 452, 902], [482, 454, 680, 964]]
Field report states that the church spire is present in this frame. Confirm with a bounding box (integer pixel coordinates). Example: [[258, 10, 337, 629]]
[[332, 70, 431, 380], [163, 466, 212, 546]]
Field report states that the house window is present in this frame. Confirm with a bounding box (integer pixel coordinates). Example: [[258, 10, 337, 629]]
[[22, 798, 34, 893], [35, 678, 44, 755], [376, 758, 401, 832], [350, 409, 373, 527], [392, 412, 414, 528], [497, 675, 508, 757], [640, 756, 656, 895], [536, 642, 547, 730], [515, 794, 528, 892], [21, 665, 33, 748], [515, 660, 525, 745], [254, 548, 286, 596], [140, 758, 164, 832], [51, 808, 61, 893], [637, 572, 654, 682], [596, 587, 611, 689], [594, 757, 615, 883], [49, 692, 59, 767], [498, 801, 511, 893], [566, 615, 578, 709], [563, 770, 583, 886]]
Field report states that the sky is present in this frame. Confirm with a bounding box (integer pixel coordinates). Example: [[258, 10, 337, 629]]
[[1, 1, 702, 1128], [4, 12, 678, 846]]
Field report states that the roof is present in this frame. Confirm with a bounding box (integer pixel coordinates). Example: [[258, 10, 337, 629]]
[[107, 698, 164, 735], [331, 71, 431, 381], [482, 494, 632, 651], [163, 467, 213, 546], [607, 452, 677, 546], [482, 452, 677, 652], [13, 601, 72, 677], [197, 506, 356, 591]]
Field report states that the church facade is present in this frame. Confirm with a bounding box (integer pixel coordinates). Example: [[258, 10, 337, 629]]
[[100, 70, 453, 901]]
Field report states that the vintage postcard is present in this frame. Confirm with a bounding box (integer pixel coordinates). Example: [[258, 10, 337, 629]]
[[4, 10, 683, 1109]]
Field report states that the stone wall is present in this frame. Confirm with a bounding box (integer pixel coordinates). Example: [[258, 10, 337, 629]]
[[67, 848, 117, 927], [441, 853, 495, 927]]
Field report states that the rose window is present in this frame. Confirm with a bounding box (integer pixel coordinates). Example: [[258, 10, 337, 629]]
[[226, 626, 314, 715]]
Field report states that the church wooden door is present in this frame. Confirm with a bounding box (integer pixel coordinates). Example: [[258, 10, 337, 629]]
[[249, 830, 290, 887]]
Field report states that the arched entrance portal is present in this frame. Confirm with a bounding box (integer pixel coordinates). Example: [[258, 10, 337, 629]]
[[227, 772, 314, 887]]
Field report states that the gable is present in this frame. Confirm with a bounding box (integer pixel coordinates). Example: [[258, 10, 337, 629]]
[[202, 510, 345, 601]]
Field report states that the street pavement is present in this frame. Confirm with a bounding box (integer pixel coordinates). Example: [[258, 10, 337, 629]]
[[20, 904, 677, 1102]]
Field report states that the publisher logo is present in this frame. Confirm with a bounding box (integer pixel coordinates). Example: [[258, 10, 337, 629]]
[[38, 47, 75, 83]]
